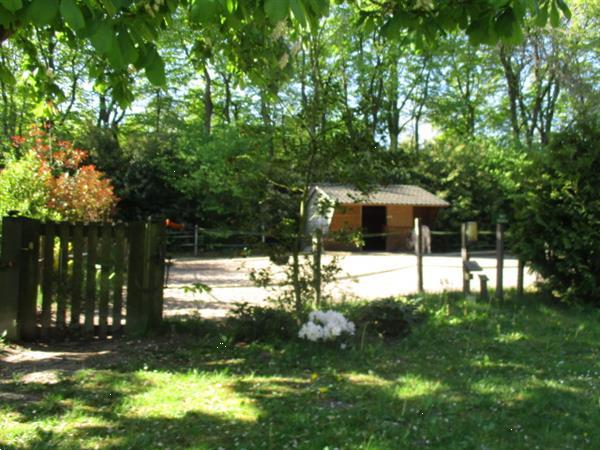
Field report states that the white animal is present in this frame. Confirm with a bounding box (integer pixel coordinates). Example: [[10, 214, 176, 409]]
[[408, 224, 431, 254]]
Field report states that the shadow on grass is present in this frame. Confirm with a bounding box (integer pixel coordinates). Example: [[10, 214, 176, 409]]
[[1, 293, 598, 449]]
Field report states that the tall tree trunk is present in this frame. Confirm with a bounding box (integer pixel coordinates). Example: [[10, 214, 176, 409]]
[[499, 45, 522, 146], [155, 89, 161, 135], [413, 67, 431, 153], [386, 59, 400, 152], [221, 72, 232, 124], [203, 66, 213, 136]]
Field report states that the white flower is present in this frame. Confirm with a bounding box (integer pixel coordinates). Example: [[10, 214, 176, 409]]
[[298, 310, 355, 342]]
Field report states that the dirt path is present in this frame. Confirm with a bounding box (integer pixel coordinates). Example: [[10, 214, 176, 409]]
[[164, 252, 536, 318]]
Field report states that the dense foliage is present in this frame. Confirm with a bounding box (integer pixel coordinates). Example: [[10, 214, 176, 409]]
[[0, 1, 597, 304], [512, 121, 600, 304], [0, 128, 117, 221]]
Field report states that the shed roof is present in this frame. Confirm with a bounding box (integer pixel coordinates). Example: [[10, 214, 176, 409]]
[[314, 184, 449, 207]]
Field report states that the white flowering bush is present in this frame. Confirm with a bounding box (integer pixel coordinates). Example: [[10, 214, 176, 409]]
[[298, 310, 356, 342]]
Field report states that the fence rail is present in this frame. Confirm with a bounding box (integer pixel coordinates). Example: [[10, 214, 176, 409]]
[[0, 217, 165, 341]]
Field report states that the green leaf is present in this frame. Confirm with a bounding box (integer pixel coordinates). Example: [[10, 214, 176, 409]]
[[289, 0, 307, 26], [0, 64, 16, 85], [90, 21, 113, 55], [550, 0, 560, 27], [0, 0, 22, 13], [556, 0, 571, 20], [381, 16, 401, 39], [264, 0, 288, 23], [495, 8, 516, 39], [535, 2, 549, 27], [117, 28, 139, 65], [190, 0, 220, 24], [226, 0, 236, 14], [101, 0, 117, 15], [143, 45, 166, 86], [60, 0, 85, 30], [106, 35, 126, 69], [26, 0, 59, 26]]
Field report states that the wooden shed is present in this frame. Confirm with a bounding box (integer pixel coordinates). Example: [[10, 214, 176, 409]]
[[307, 184, 449, 252]]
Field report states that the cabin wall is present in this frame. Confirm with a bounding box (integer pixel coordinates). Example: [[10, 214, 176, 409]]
[[324, 203, 441, 252], [326, 204, 362, 251], [385, 205, 414, 251]]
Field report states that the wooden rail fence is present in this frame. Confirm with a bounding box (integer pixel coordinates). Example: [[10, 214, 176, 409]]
[[0, 217, 166, 341]]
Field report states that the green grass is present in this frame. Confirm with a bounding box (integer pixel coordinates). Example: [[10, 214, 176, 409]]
[[1, 293, 599, 449]]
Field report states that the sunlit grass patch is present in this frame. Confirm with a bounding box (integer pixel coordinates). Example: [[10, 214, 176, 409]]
[[1, 293, 598, 449], [126, 370, 260, 422]]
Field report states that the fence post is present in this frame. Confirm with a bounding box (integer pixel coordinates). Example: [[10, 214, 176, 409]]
[[496, 223, 504, 302], [126, 221, 165, 336], [517, 259, 524, 298], [147, 221, 166, 329], [461, 223, 470, 296], [415, 217, 424, 293], [0, 217, 24, 340], [313, 229, 323, 307], [193, 224, 199, 257]]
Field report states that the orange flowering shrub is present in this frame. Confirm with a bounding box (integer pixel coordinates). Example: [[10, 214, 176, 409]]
[[7, 127, 118, 222]]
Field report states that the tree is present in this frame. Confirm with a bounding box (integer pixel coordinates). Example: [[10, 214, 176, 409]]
[[512, 120, 600, 304]]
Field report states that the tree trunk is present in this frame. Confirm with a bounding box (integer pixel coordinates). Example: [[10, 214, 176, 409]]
[[203, 66, 213, 136], [499, 45, 522, 146]]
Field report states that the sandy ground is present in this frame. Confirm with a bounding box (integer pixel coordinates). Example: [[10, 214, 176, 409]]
[[1, 252, 534, 383], [164, 251, 536, 318]]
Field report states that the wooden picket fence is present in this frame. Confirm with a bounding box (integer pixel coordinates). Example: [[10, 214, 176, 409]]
[[0, 216, 166, 341]]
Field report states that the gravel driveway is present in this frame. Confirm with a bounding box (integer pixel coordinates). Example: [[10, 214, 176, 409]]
[[163, 252, 536, 318]]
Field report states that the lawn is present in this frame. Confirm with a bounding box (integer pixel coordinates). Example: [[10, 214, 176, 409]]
[[1, 294, 598, 450]]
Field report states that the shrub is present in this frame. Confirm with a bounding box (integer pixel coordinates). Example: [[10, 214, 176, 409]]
[[351, 297, 427, 339], [1, 127, 117, 222], [298, 310, 355, 342], [512, 121, 600, 304], [226, 303, 296, 343], [0, 151, 56, 220]]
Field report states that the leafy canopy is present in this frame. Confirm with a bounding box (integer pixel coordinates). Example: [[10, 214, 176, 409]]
[[0, 0, 571, 106]]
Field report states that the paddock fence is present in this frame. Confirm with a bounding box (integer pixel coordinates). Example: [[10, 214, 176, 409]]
[[0, 216, 166, 341]]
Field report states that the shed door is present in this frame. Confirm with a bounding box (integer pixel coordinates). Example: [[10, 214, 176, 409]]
[[362, 206, 387, 251]]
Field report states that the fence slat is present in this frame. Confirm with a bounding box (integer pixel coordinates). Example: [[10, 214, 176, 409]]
[[41, 223, 55, 340], [147, 222, 166, 328], [56, 223, 69, 329], [17, 218, 40, 341], [0, 218, 23, 340], [112, 224, 126, 335], [70, 224, 84, 328], [126, 222, 146, 336], [84, 224, 98, 336], [98, 225, 112, 339]]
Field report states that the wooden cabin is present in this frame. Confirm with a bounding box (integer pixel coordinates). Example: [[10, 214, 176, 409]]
[[307, 184, 449, 252]]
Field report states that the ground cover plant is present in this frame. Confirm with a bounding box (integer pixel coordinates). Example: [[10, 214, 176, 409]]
[[1, 292, 598, 449]]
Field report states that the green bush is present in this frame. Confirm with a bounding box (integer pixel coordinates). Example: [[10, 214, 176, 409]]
[[512, 121, 600, 304], [351, 297, 427, 339], [226, 303, 297, 343]]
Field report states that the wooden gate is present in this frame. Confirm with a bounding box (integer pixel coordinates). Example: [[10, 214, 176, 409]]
[[0, 217, 165, 341]]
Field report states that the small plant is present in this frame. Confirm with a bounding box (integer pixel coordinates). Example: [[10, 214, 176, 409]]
[[0, 330, 7, 352], [352, 297, 427, 339], [298, 310, 356, 342], [226, 303, 296, 343]]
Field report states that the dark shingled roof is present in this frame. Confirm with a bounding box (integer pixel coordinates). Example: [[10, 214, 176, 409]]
[[314, 184, 449, 207]]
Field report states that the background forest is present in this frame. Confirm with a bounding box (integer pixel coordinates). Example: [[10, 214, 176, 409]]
[[0, 0, 598, 301]]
